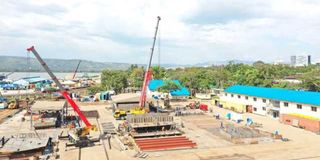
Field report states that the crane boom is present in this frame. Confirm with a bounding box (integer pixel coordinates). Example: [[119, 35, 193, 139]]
[[5, 72, 14, 77], [72, 60, 82, 79], [140, 16, 161, 107], [27, 46, 92, 127]]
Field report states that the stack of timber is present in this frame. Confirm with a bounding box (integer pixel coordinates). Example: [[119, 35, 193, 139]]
[[101, 122, 116, 134]]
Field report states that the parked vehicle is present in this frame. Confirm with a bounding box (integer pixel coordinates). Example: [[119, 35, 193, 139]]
[[0, 96, 8, 109], [113, 108, 146, 120]]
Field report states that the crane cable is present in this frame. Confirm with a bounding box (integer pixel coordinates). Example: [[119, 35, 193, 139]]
[[157, 24, 161, 79], [158, 25, 161, 68]]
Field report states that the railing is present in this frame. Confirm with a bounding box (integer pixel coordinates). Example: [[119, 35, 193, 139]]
[[267, 102, 280, 108]]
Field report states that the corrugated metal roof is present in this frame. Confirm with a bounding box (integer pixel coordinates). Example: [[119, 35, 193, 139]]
[[224, 85, 320, 106], [14, 76, 49, 85], [148, 80, 190, 96]]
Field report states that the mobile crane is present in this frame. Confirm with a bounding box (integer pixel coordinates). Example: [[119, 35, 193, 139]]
[[27, 46, 97, 140], [139, 16, 161, 108], [113, 17, 161, 119]]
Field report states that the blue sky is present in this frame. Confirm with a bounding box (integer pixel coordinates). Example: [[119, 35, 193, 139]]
[[1, 0, 320, 64]]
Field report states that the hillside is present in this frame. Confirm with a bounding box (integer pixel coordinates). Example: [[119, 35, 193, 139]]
[[0, 56, 133, 72], [0, 56, 258, 72]]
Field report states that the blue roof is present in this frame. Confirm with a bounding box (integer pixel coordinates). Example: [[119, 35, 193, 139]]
[[148, 80, 190, 96], [19, 76, 49, 83], [224, 85, 320, 106]]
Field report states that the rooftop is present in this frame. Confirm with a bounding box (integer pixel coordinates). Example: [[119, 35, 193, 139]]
[[148, 80, 190, 96], [31, 100, 67, 111], [224, 85, 320, 106], [17, 76, 50, 83]]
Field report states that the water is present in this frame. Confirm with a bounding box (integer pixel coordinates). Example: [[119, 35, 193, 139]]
[[0, 72, 101, 80]]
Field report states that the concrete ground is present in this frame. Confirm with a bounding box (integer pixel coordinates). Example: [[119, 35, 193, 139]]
[[1, 93, 320, 160], [148, 100, 320, 160]]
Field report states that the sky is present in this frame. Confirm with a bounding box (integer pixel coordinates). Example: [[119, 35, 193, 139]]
[[1, 0, 320, 65]]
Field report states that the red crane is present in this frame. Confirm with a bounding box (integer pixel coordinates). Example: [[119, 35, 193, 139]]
[[140, 16, 161, 107], [27, 46, 93, 128]]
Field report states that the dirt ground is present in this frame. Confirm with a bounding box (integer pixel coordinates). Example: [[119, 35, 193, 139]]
[[1, 93, 320, 160]]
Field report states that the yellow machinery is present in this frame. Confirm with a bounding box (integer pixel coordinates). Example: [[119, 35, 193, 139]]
[[8, 99, 19, 109], [114, 108, 146, 120]]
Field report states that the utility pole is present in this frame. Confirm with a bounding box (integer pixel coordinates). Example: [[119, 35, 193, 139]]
[[27, 98, 32, 130]]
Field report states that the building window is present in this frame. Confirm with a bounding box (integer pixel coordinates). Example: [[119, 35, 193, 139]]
[[262, 99, 266, 103], [297, 104, 302, 109], [238, 95, 241, 99], [311, 106, 317, 112], [253, 97, 257, 101], [253, 107, 257, 111], [225, 93, 227, 96], [262, 107, 266, 111], [245, 96, 248, 100], [284, 102, 289, 107], [231, 94, 234, 97]]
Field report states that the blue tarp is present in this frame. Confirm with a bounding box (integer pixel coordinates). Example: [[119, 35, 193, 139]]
[[224, 85, 320, 106], [148, 79, 190, 96]]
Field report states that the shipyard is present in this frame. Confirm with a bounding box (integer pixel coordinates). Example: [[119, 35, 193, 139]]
[[1, 1, 320, 160]]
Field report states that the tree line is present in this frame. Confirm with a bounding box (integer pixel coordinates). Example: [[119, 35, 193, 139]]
[[89, 62, 320, 94]]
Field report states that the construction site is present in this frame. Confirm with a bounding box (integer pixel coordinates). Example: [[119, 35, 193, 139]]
[[1, 91, 320, 160], [1, 14, 320, 160]]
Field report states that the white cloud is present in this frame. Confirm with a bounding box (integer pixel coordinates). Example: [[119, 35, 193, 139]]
[[0, 0, 320, 64]]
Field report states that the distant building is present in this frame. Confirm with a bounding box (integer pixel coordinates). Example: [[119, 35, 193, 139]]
[[220, 85, 320, 133], [308, 55, 312, 65], [290, 56, 296, 66], [276, 75, 302, 84], [296, 55, 307, 66], [13, 76, 51, 89], [290, 55, 311, 67]]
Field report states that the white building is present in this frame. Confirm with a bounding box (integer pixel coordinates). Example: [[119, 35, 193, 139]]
[[220, 85, 320, 132], [290, 55, 311, 67]]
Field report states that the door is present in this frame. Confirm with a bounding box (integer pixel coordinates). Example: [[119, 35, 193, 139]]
[[246, 105, 253, 113], [273, 111, 279, 118]]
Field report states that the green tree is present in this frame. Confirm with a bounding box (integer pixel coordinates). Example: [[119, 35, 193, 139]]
[[156, 81, 181, 93], [152, 66, 167, 79], [300, 68, 320, 91], [87, 85, 103, 94], [101, 70, 128, 94], [128, 67, 144, 88]]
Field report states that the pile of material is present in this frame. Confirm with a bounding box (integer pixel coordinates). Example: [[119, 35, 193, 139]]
[[224, 124, 264, 138], [135, 136, 196, 151], [82, 110, 100, 118], [215, 124, 274, 144], [34, 118, 56, 129], [101, 122, 116, 134], [175, 109, 204, 116]]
